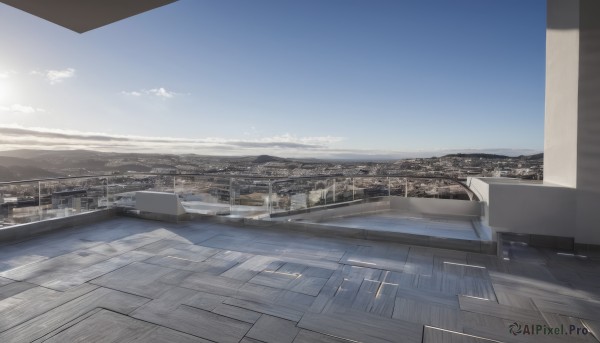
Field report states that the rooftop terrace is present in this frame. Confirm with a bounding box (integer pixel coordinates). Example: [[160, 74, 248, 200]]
[[1, 216, 599, 342], [0, 1, 599, 340]]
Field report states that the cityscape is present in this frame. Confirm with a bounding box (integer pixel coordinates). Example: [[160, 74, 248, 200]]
[[0, 149, 543, 227]]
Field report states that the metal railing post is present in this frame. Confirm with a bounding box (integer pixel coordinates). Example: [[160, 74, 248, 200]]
[[333, 179, 336, 203], [405, 178, 408, 197], [388, 177, 391, 198], [306, 182, 310, 209], [38, 181, 42, 220], [352, 178, 355, 201], [173, 176, 176, 194], [229, 178, 233, 213], [268, 179, 272, 214]]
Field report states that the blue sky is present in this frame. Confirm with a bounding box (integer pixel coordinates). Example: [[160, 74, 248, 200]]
[[0, 0, 546, 158]]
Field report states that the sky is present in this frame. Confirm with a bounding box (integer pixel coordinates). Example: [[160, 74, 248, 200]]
[[0, 0, 546, 159]]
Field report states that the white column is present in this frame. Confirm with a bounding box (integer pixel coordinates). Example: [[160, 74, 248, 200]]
[[544, 0, 580, 187], [545, 0, 600, 245]]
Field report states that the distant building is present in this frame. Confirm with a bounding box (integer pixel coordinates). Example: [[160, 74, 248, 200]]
[[52, 189, 87, 211]]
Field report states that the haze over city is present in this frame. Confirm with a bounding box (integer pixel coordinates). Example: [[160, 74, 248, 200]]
[[1, 0, 545, 159]]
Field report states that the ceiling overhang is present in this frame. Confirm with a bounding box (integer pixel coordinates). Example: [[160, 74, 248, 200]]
[[0, 0, 178, 33]]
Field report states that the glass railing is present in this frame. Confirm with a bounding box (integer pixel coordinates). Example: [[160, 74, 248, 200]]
[[1, 176, 114, 228], [0, 173, 477, 228]]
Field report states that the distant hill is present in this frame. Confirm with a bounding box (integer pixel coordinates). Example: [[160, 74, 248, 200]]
[[109, 164, 153, 173], [518, 153, 543, 160], [253, 155, 289, 163], [0, 156, 43, 168], [0, 148, 544, 182], [0, 150, 303, 178], [442, 153, 510, 159], [0, 165, 60, 182], [441, 152, 543, 160]]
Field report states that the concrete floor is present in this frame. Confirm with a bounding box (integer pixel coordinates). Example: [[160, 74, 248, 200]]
[[0, 217, 599, 342]]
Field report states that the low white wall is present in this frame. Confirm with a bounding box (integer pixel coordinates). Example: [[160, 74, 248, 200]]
[[279, 197, 481, 222], [0, 209, 116, 243], [466, 178, 490, 204], [489, 183, 576, 237], [468, 178, 576, 238], [466, 178, 491, 225], [281, 200, 389, 222], [575, 190, 600, 245], [136, 191, 186, 216], [390, 197, 481, 218]]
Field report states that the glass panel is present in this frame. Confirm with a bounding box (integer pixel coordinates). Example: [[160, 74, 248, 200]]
[[37, 178, 105, 221], [0, 182, 39, 227], [177, 176, 231, 215], [110, 174, 156, 207], [148, 174, 176, 193], [231, 178, 270, 217], [389, 177, 407, 197], [333, 177, 354, 203]]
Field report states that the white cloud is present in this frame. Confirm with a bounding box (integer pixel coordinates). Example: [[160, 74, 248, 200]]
[[0, 70, 17, 79], [0, 104, 46, 114], [254, 133, 344, 145], [0, 125, 347, 157], [149, 87, 175, 98], [121, 87, 178, 99], [0, 125, 541, 159], [121, 91, 142, 96], [31, 68, 76, 84]]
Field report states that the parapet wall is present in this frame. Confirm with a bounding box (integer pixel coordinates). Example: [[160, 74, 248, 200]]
[[0, 209, 116, 243], [275, 200, 389, 222], [390, 197, 481, 218], [468, 177, 577, 241], [278, 196, 481, 222], [135, 191, 186, 216]]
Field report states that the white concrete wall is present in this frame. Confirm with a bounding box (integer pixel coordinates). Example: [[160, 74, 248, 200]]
[[466, 178, 489, 204], [135, 191, 186, 216], [466, 178, 490, 224], [279, 197, 480, 222], [574, 0, 600, 244], [467, 178, 576, 238], [390, 197, 481, 218], [281, 200, 389, 222], [487, 183, 576, 237], [544, 0, 600, 245], [0, 209, 116, 242]]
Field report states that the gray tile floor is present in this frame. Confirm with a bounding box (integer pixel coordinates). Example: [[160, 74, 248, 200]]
[[0, 217, 599, 342]]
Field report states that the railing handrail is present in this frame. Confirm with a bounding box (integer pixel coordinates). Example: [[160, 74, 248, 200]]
[[0, 174, 115, 185]]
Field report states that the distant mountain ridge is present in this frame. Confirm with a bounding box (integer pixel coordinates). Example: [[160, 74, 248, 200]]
[[0, 150, 305, 180], [442, 153, 509, 159], [0, 165, 60, 182], [519, 153, 543, 160], [253, 155, 289, 163], [442, 152, 543, 160]]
